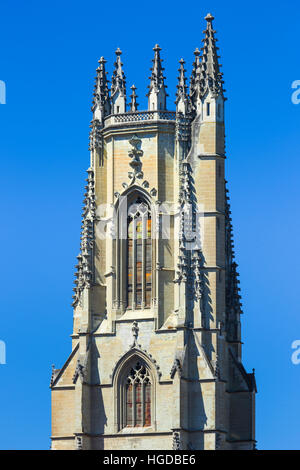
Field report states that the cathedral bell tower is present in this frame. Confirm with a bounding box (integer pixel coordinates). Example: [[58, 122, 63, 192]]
[[50, 14, 256, 450]]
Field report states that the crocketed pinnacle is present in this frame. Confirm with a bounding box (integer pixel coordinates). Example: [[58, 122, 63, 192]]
[[175, 59, 188, 104], [200, 13, 224, 96], [189, 48, 201, 102], [147, 44, 167, 96], [91, 56, 110, 118], [111, 48, 126, 97], [129, 85, 138, 112]]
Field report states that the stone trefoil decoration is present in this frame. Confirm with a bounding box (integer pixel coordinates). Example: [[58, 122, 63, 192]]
[[72, 168, 96, 308], [128, 134, 143, 183]]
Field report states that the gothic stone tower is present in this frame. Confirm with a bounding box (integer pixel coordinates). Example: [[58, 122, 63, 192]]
[[50, 14, 256, 450]]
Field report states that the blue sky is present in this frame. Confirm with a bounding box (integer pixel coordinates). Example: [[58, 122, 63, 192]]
[[0, 0, 299, 450]]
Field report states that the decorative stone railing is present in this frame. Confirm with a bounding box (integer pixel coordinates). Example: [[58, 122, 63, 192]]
[[104, 110, 176, 126]]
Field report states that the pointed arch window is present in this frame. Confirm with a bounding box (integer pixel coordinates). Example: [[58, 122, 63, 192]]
[[125, 361, 151, 427], [127, 201, 152, 309]]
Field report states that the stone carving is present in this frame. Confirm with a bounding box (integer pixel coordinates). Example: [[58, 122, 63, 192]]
[[131, 321, 139, 348], [72, 354, 88, 384], [170, 347, 186, 379], [192, 250, 203, 301], [89, 118, 102, 153], [128, 134, 143, 183], [214, 354, 220, 381], [170, 358, 182, 379], [176, 113, 191, 143], [50, 364, 60, 387]]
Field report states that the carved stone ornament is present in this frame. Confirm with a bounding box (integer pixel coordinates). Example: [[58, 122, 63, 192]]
[[128, 134, 143, 183]]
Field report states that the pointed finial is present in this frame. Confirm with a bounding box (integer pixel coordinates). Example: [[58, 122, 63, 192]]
[[129, 84, 138, 112], [205, 12, 214, 22]]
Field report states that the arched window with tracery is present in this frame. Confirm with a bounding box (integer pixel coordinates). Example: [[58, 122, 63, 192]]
[[127, 200, 152, 309], [125, 361, 151, 427]]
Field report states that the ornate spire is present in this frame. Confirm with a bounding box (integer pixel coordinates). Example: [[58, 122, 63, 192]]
[[91, 57, 110, 121], [111, 48, 126, 114], [175, 59, 189, 114], [200, 13, 224, 97], [129, 85, 138, 112], [147, 44, 168, 111]]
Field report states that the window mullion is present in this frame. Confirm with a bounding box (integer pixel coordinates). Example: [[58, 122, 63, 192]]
[[142, 215, 146, 309], [133, 218, 137, 309], [142, 381, 145, 427], [133, 383, 136, 427]]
